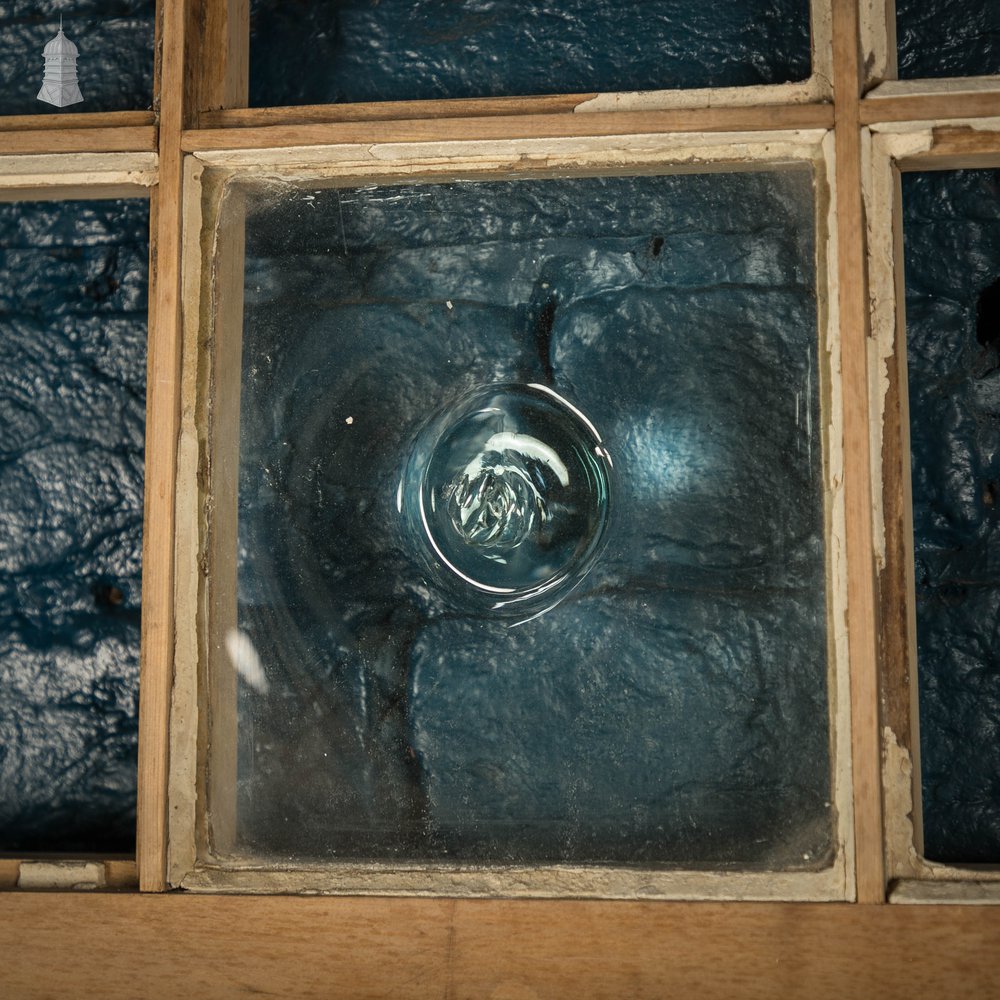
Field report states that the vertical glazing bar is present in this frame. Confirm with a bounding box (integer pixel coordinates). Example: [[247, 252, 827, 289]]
[[833, 0, 887, 903], [205, 184, 246, 857], [191, 0, 250, 117], [136, 0, 190, 891]]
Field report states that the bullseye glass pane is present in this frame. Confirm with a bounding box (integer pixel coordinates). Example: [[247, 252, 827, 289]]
[[223, 168, 832, 868]]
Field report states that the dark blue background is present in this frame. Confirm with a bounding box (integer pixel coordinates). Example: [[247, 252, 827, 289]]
[[249, 0, 812, 106], [903, 169, 1000, 863], [0, 2, 154, 116], [0, 199, 147, 853], [234, 170, 833, 867]]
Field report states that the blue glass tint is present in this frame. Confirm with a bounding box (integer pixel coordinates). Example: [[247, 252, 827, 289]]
[[249, 0, 812, 106], [902, 169, 1000, 863], [0, 199, 148, 852], [897, 0, 1000, 79], [0, 2, 155, 116], [232, 169, 832, 867]]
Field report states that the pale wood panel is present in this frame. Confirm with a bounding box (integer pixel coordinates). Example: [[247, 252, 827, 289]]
[[0, 111, 154, 132], [2, 895, 1000, 998], [860, 0, 898, 86], [833, 0, 886, 903], [871, 159, 922, 849], [203, 183, 246, 857], [181, 104, 837, 152], [136, 0, 190, 893], [0, 860, 137, 890], [0, 127, 157, 155], [0, 151, 157, 198]]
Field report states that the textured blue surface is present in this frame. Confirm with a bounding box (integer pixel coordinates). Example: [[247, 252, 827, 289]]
[[249, 0, 812, 106], [903, 169, 1000, 863], [234, 170, 832, 866], [0, 1, 154, 116], [897, 0, 1000, 79], [0, 199, 147, 853]]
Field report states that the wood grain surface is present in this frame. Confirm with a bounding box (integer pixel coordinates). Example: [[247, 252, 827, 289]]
[[2, 894, 999, 999], [0, 127, 156, 154], [833, 0, 887, 903], [181, 104, 837, 151], [136, 0, 188, 893]]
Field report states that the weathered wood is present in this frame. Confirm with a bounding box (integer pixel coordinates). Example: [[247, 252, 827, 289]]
[[199, 94, 600, 129], [859, 0, 897, 87], [0, 859, 137, 891], [0, 860, 20, 890], [3, 895, 1000, 998], [866, 129, 1000, 888], [919, 124, 1000, 167], [181, 104, 837, 152], [870, 158, 921, 838], [0, 111, 154, 133], [136, 0, 190, 893], [861, 92, 1000, 125], [833, 0, 886, 903], [203, 181, 246, 858], [0, 151, 157, 202], [0, 127, 157, 155], [188, 0, 249, 115]]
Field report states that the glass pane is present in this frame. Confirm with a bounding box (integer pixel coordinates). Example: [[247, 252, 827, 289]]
[[902, 169, 1000, 864], [249, 0, 812, 107], [0, 198, 148, 853], [897, 0, 1000, 79], [218, 167, 834, 870], [0, 3, 155, 116]]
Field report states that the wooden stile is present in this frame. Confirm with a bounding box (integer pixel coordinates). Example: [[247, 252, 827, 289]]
[[136, 0, 191, 893], [832, 0, 887, 905]]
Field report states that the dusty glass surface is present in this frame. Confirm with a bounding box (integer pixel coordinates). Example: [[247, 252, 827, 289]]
[[0, 198, 147, 853], [249, 0, 812, 107], [222, 169, 833, 868], [0, 2, 155, 115], [902, 169, 1000, 863]]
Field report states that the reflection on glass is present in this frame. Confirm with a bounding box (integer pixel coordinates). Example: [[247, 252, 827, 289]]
[[225, 170, 832, 868], [404, 382, 612, 619]]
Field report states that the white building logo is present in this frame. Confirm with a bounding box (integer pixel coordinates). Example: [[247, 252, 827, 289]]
[[37, 17, 84, 108]]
